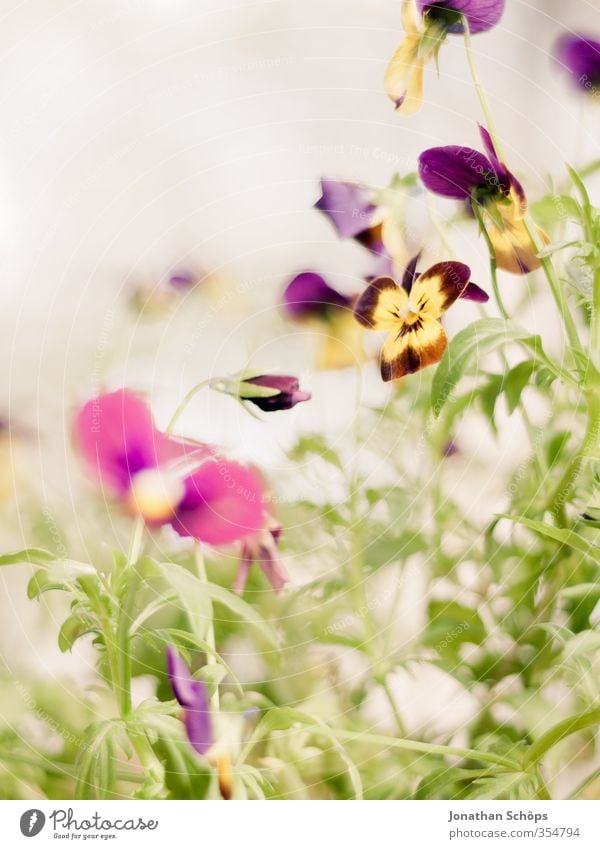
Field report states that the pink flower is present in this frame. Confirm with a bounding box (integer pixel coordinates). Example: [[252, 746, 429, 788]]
[[168, 458, 267, 546]]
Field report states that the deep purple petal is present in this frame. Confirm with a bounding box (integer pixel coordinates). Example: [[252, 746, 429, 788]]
[[554, 34, 600, 89], [282, 272, 354, 320], [418, 146, 494, 199], [314, 179, 377, 238], [243, 375, 311, 412], [402, 252, 422, 293], [418, 0, 505, 34], [460, 281, 489, 302]]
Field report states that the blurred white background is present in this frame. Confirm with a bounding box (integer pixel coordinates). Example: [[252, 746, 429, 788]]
[[0, 0, 599, 704]]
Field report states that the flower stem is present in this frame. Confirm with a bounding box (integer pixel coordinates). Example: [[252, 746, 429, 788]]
[[463, 23, 583, 356], [166, 378, 214, 435], [547, 383, 600, 522], [117, 517, 145, 717], [525, 704, 600, 767], [195, 545, 220, 712]]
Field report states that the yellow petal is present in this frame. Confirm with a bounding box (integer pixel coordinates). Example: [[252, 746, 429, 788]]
[[317, 312, 365, 370], [380, 315, 447, 381], [354, 276, 408, 331], [384, 36, 424, 114], [486, 219, 549, 275], [401, 0, 420, 37]]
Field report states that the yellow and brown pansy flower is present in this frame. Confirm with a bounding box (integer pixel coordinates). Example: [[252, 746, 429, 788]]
[[354, 260, 480, 381]]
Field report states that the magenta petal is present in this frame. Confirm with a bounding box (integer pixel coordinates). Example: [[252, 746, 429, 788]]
[[418, 146, 494, 199], [171, 459, 266, 546], [75, 389, 163, 495], [259, 553, 290, 595], [418, 0, 505, 34], [315, 179, 377, 238], [555, 34, 600, 89]]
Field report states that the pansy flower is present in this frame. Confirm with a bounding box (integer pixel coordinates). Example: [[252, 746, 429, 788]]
[[75, 389, 208, 523], [418, 127, 547, 274], [385, 0, 505, 114], [354, 258, 485, 380], [282, 272, 364, 369], [168, 458, 266, 547], [554, 34, 600, 94], [233, 516, 289, 595], [166, 646, 213, 756], [75, 389, 265, 547]]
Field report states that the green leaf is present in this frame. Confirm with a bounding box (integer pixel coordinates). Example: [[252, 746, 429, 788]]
[[27, 560, 97, 599], [504, 361, 536, 414], [560, 584, 600, 602], [153, 561, 212, 643], [58, 614, 97, 652], [424, 601, 486, 658], [0, 548, 56, 568], [364, 531, 428, 568], [431, 319, 541, 417], [204, 581, 279, 649], [498, 514, 599, 560]]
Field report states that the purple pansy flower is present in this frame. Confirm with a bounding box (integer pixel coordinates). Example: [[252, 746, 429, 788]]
[[315, 179, 378, 239], [554, 34, 600, 91], [418, 128, 547, 275], [166, 647, 213, 756], [238, 375, 311, 412], [282, 272, 355, 321]]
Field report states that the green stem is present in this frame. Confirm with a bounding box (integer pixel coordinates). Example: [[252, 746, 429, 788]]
[[116, 517, 145, 717], [166, 378, 213, 435], [239, 721, 520, 771], [547, 386, 600, 521], [195, 545, 220, 712], [525, 705, 600, 767], [462, 22, 503, 158]]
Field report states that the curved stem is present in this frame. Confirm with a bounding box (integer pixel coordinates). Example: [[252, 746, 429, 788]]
[[526, 705, 600, 767], [166, 378, 214, 435]]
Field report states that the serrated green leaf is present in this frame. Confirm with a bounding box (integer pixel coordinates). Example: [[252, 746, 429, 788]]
[[27, 560, 97, 599], [431, 319, 541, 417]]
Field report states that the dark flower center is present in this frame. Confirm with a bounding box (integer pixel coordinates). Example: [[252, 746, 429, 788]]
[[424, 3, 464, 31]]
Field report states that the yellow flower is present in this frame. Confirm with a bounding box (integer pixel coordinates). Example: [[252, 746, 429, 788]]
[[354, 260, 479, 381]]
